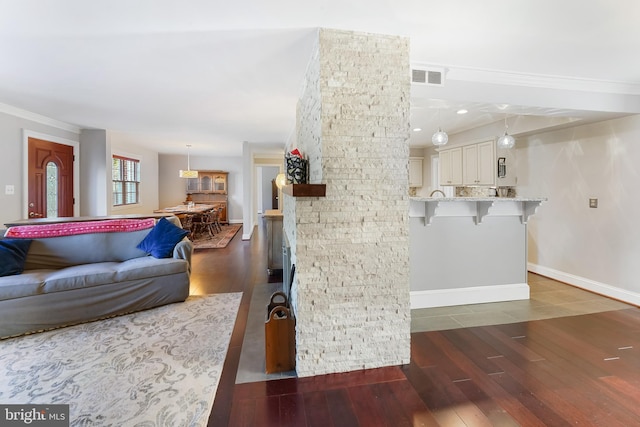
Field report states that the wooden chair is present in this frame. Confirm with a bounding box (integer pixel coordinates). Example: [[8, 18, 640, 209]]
[[196, 210, 218, 238], [180, 214, 196, 240], [210, 207, 222, 233]]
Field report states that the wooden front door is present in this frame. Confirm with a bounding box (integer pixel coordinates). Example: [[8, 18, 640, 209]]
[[28, 137, 74, 219]]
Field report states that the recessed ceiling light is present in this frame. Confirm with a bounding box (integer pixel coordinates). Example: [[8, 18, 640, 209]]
[[413, 128, 422, 132], [456, 109, 468, 115]]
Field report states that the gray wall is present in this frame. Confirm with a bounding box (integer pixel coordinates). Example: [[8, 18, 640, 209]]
[[0, 110, 80, 226], [410, 215, 526, 291], [79, 129, 109, 216]]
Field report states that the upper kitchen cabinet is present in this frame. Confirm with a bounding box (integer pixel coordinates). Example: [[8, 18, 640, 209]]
[[439, 147, 462, 186], [463, 141, 495, 186], [409, 157, 424, 187], [186, 171, 228, 194]]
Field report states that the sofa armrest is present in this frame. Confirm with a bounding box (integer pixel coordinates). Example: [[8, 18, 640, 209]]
[[173, 237, 194, 274]]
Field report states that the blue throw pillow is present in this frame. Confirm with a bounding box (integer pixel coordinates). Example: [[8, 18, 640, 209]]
[[136, 217, 189, 258], [0, 239, 33, 277]]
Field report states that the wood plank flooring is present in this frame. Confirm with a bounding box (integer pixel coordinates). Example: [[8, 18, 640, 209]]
[[194, 220, 640, 426]]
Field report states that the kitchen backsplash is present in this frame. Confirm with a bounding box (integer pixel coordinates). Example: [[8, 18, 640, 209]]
[[456, 186, 516, 197]]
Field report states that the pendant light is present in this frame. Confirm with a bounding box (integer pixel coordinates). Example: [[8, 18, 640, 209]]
[[275, 173, 287, 189], [497, 115, 515, 149], [431, 109, 448, 146], [179, 145, 199, 178]]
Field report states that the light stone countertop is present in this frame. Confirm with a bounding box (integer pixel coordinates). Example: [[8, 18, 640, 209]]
[[409, 196, 547, 225], [410, 196, 547, 202]]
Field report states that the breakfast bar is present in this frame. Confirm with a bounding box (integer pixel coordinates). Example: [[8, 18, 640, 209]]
[[409, 196, 545, 309]]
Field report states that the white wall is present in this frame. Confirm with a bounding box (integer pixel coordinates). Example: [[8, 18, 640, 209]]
[[409, 146, 433, 197], [242, 143, 284, 240], [158, 153, 243, 222], [519, 114, 640, 305], [259, 166, 279, 213]]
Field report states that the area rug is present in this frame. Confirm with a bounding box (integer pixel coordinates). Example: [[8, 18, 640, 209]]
[[192, 224, 242, 250], [0, 292, 242, 427]]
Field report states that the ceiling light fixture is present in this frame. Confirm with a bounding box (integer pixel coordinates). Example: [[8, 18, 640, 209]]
[[179, 144, 199, 178], [456, 109, 468, 115], [431, 109, 448, 146], [497, 115, 515, 149], [413, 127, 422, 132]]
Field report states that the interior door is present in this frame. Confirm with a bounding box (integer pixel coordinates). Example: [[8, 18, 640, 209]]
[[28, 137, 74, 219], [271, 179, 278, 209]]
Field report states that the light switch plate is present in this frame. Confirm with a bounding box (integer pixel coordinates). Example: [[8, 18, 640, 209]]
[[589, 198, 598, 208], [5, 184, 14, 195]]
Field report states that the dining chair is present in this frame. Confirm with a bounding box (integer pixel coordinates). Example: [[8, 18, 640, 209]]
[[196, 210, 218, 238], [210, 207, 222, 233], [180, 214, 196, 240]]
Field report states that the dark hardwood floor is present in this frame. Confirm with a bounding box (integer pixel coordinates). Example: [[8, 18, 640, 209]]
[[196, 221, 640, 426]]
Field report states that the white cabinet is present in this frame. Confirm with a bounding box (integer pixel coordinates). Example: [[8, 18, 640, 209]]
[[463, 141, 495, 186], [439, 147, 462, 186], [409, 157, 423, 187]]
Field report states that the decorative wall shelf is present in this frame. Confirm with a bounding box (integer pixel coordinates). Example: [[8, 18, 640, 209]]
[[282, 184, 326, 197]]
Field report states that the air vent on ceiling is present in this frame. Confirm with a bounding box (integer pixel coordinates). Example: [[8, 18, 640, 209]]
[[411, 68, 444, 86]]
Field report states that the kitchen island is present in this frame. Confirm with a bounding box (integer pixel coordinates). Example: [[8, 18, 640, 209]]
[[409, 196, 546, 309]]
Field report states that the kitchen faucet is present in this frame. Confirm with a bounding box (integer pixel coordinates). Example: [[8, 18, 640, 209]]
[[429, 189, 446, 198]]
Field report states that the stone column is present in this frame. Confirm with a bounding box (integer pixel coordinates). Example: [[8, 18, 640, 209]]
[[284, 28, 411, 377]]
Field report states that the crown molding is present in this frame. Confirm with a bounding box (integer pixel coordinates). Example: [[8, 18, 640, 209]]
[[0, 102, 81, 134], [411, 63, 640, 96]]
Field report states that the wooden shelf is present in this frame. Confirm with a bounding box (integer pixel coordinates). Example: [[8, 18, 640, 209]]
[[282, 184, 326, 197]]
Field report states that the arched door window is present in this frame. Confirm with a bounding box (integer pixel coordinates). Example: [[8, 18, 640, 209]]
[[46, 161, 59, 218]]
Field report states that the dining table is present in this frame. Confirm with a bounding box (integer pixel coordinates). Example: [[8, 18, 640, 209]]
[[153, 204, 215, 215], [154, 204, 217, 240]]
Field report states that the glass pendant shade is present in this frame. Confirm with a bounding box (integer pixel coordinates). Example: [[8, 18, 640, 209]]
[[275, 173, 287, 189], [179, 169, 198, 178], [432, 128, 449, 146], [497, 132, 515, 149]]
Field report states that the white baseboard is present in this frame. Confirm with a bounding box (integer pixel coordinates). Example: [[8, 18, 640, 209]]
[[410, 283, 530, 309], [241, 223, 255, 240], [528, 263, 640, 306]]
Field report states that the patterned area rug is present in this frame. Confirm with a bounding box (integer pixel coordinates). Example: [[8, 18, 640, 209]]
[[192, 224, 242, 250], [0, 292, 242, 426]]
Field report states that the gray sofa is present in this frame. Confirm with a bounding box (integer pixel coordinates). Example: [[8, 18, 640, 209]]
[[0, 216, 192, 339]]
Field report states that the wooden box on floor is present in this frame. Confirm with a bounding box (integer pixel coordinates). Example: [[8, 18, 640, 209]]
[[265, 304, 295, 374]]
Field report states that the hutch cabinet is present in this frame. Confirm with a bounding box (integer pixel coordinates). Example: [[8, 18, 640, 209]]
[[186, 171, 229, 223]]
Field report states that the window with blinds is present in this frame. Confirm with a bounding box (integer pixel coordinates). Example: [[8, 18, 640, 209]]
[[112, 155, 140, 206]]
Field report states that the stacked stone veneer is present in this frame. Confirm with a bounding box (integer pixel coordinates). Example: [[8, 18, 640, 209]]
[[283, 28, 411, 377]]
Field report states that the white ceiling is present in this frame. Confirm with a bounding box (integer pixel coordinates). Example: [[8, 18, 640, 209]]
[[1, 0, 639, 156]]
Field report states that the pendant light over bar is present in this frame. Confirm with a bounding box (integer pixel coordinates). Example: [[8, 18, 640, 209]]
[[431, 108, 448, 146], [497, 115, 516, 149]]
